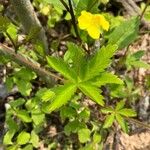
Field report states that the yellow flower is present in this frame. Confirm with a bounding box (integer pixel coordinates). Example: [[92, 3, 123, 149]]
[[78, 11, 110, 39]]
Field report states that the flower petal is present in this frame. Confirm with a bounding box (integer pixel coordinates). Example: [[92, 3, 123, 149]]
[[95, 14, 110, 31], [87, 26, 101, 39], [78, 11, 92, 30]]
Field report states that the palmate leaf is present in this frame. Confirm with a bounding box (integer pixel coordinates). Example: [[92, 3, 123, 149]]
[[108, 17, 139, 49], [47, 56, 77, 82], [84, 44, 118, 80], [90, 72, 124, 87], [79, 82, 104, 106], [43, 83, 77, 113]]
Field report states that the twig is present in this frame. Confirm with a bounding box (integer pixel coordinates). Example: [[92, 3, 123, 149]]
[[0, 44, 64, 86]]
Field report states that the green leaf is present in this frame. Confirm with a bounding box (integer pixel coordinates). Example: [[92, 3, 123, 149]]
[[0, 15, 10, 31], [47, 56, 77, 82], [84, 44, 118, 80], [15, 79, 32, 96], [3, 129, 16, 145], [79, 108, 90, 122], [130, 50, 145, 61], [91, 72, 123, 86], [17, 131, 30, 145], [41, 90, 55, 102], [103, 113, 115, 128], [30, 131, 39, 148], [130, 61, 150, 69], [78, 128, 91, 143], [65, 42, 85, 76], [115, 100, 125, 110], [64, 120, 86, 135], [6, 24, 18, 40], [31, 109, 45, 126], [16, 110, 32, 123], [108, 17, 139, 49], [22, 144, 33, 150], [60, 106, 77, 120], [7, 145, 18, 150], [43, 0, 68, 9], [101, 107, 114, 114], [79, 82, 104, 106], [115, 114, 128, 133], [15, 68, 36, 81], [76, 0, 100, 16], [9, 98, 25, 108], [6, 118, 18, 131], [43, 83, 77, 113], [93, 132, 101, 143], [119, 108, 137, 117]]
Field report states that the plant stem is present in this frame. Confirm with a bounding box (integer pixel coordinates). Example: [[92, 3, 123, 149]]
[[140, 0, 150, 21], [5, 31, 17, 51], [68, 0, 80, 40], [59, 0, 70, 11], [0, 44, 64, 86]]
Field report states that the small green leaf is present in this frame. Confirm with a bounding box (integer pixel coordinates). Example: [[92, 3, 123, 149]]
[[119, 108, 137, 117], [3, 129, 15, 145], [130, 61, 150, 69], [9, 98, 25, 108], [79, 82, 104, 106], [64, 120, 86, 135], [91, 72, 123, 86], [93, 132, 101, 143], [31, 109, 45, 126], [47, 56, 77, 82], [115, 100, 125, 110], [116, 114, 128, 133], [6, 24, 18, 40], [130, 50, 145, 60], [79, 108, 90, 122], [0, 15, 10, 31], [108, 17, 139, 49], [60, 106, 76, 120], [78, 128, 91, 143], [16, 110, 32, 123], [15, 79, 32, 96], [15, 68, 36, 81], [30, 131, 39, 148], [17, 131, 30, 145], [103, 113, 115, 128], [43, 83, 77, 113], [101, 107, 114, 114], [22, 144, 33, 150], [76, 0, 100, 16]]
